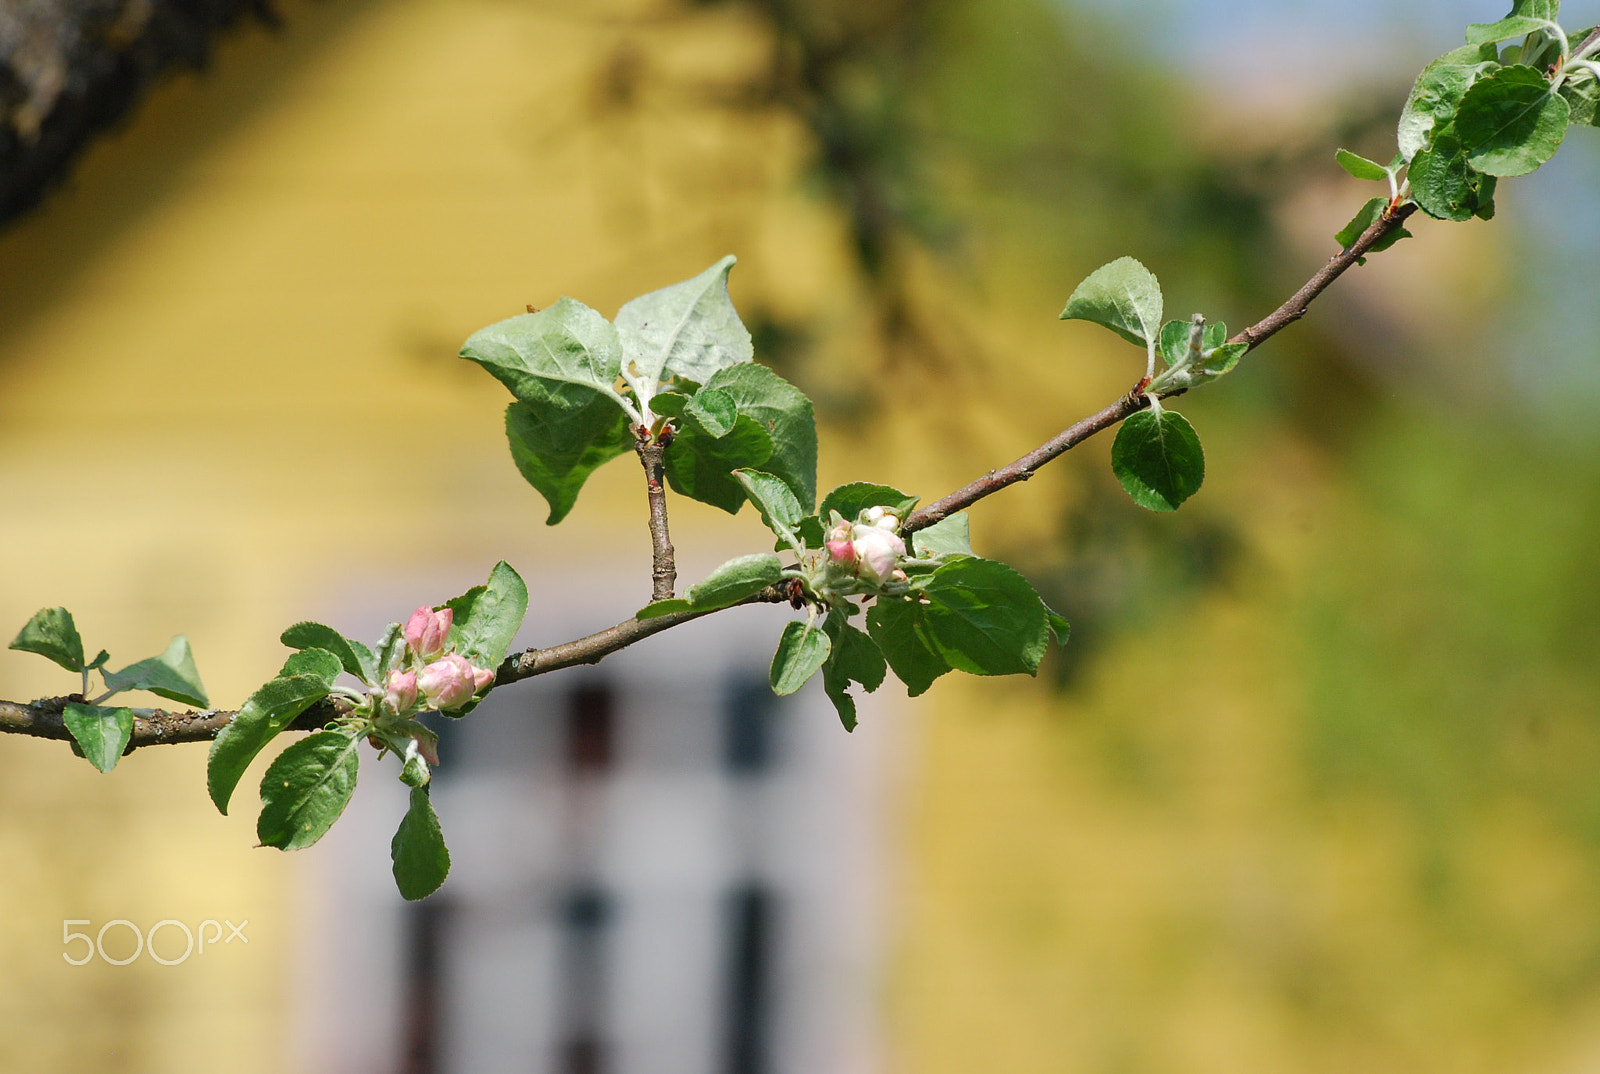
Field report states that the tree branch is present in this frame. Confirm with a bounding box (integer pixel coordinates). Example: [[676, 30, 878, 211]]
[[0, 199, 1420, 750], [635, 434, 678, 601]]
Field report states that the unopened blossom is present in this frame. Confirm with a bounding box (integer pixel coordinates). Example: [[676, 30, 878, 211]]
[[850, 523, 905, 585], [385, 669, 418, 712], [418, 653, 480, 710], [404, 605, 453, 660]]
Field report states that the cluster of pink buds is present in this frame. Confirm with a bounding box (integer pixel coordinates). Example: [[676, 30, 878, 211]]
[[825, 505, 907, 586], [395, 606, 496, 712]]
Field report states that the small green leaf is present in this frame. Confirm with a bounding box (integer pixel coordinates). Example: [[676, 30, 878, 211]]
[[918, 558, 1050, 677], [101, 636, 208, 707], [62, 704, 134, 773], [1456, 64, 1570, 176], [207, 670, 337, 814], [665, 414, 774, 513], [1409, 124, 1495, 220], [281, 647, 343, 685], [685, 388, 738, 438], [701, 363, 817, 512], [769, 620, 831, 695], [1111, 408, 1205, 512], [865, 597, 952, 697], [1465, 15, 1555, 45], [280, 623, 375, 683], [506, 388, 636, 526], [256, 731, 362, 850], [689, 552, 786, 607], [616, 256, 753, 395], [373, 622, 405, 678], [1559, 63, 1599, 127], [637, 599, 695, 620], [910, 513, 972, 558], [445, 561, 529, 670], [734, 469, 804, 547], [461, 297, 631, 415], [1059, 256, 1163, 348], [10, 607, 85, 672], [820, 612, 887, 731], [392, 786, 451, 900], [1335, 148, 1390, 180], [1334, 197, 1413, 260], [1203, 342, 1249, 378], [1044, 604, 1071, 648], [818, 482, 920, 525]]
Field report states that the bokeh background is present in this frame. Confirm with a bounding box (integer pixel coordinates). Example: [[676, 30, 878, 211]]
[[3, 0, 1600, 1071]]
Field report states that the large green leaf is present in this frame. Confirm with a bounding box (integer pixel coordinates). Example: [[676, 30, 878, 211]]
[[506, 387, 636, 525], [917, 559, 1050, 677], [1456, 64, 1570, 176], [256, 731, 361, 850], [392, 786, 451, 901], [615, 256, 753, 396], [769, 620, 831, 696], [866, 597, 952, 697], [1408, 124, 1497, 220], [207, 663, 339, 814], [279, 622, 376, 683], [460, 298, 631, 415], [1111, 408, 1205, 512], [701, 363, 817, 512], [62, 703, 134, 773], [445, 561, 529, 669], [1059, 256, 1163, 348], [664, 413, 773, 513], [9, 606, 85, 672], [1397, 45, 1500, 161], [101, 636, 208, 707]]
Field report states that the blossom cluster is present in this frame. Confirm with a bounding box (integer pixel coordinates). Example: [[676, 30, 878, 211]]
[[383, 606, 496, 717]]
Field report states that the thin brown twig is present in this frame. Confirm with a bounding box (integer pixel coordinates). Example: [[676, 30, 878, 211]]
[[0, 201, 1418, 750], [635, 434, 677, 601]]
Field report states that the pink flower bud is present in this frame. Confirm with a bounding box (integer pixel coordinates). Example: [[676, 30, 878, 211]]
[[417, 654, 476, 710], [385, 669, 418, 712], [470, 662, 495, 692], [404, 605, 453, 660], [851, 524, 905, 584], [825, 539, 858, 568]]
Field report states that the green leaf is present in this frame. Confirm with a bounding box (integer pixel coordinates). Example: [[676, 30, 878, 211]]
[[818, 482, 920, 525], [256, 731, 362, 850], [1203, 342, 1249, 378], [909, 513, 972, 558], [685, 553, 786, 612], [734, 469, 804, 547], [701, 363, 817, 512], [506, 387, 636, 526], [1044, 603, 1071, 648], [1465, 15, 1556, 45], [917, 558, 1050, 677], [664, 413, 774, 513], [9, 607, 85, 672], [1559, 62, 1599, 127], [637, 598, 695, 620], [1456, 64, 1570, 176], [62, 704, 134, 773], [207, 670, 336, 814], [685, 388, 738, 438], [460, 298, 632, 415], [392, 786, 451, 900], [615, 256, 752, 396], [280, 647, 343, 685], [866, 597, 952, 697], [1334, 197, 1413, 261], [101, 636, 208, 707], [1408, 124, 1495, 220], [1059, 256, 1163, 348], [1397, 45, 1500, 161], [445, 561, 529, 669], [1335, 148, 1389, 180], [1111, 408, 1205, 512], [820, 612, 887, 731], [280, 622, 375, 683], [769, 620, 831, 695], [373, 622, 405, 679]]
